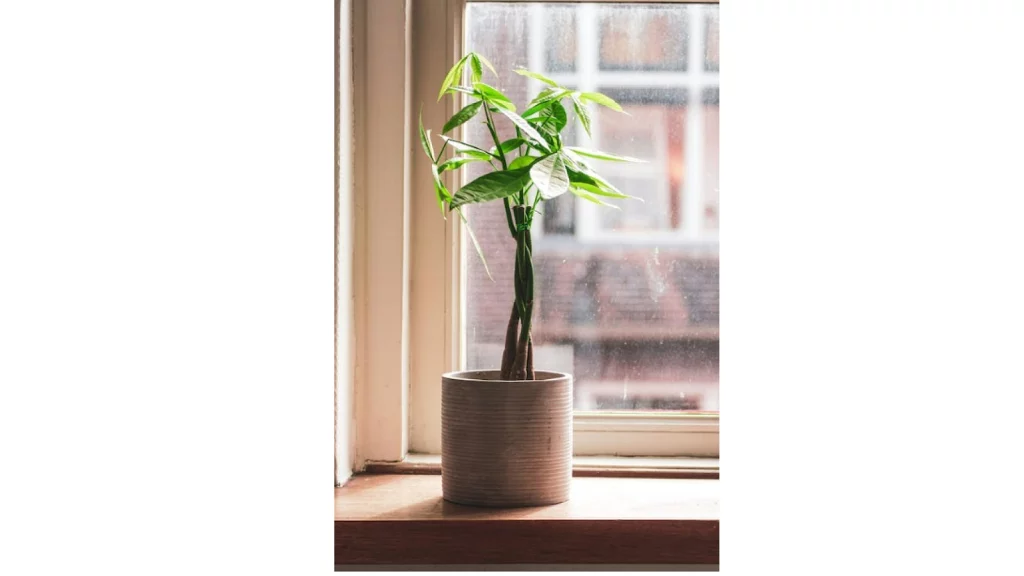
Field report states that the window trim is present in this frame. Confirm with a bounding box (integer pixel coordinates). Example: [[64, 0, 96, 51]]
[[574, 411, 719, 457], [351, 0, 414, 467], [351, 0, 720, 467]]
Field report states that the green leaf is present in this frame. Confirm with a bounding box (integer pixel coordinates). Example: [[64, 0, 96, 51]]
[[570, 186, 621, 209], [442, 101, 483, 134], [551, 102, 569, 133], [535, 101, 568, 135], [438, 55, 468, 101], [495, 108, 550, 152], [529, 154, 570, 200], [418, 111, 435, 161], [438, 136, 495, 161], [528, 108, 563, 151], [565, 166, 628, 198], [437, 157, 478, 173], [573, 181, 636, 200], [559, 149, 591, 172], [565, 166, 599, 186], [535, 129, 561, 153], [566, 146, 645, 163], [514, 68, 560, 87], [455, 207, 492, 281], [571, 93, 592, 137], [430, 164, 449, 218], [475, 53, 498, 77], [523, 88, 571, 117], [507, 155, 538, 171], [469, 54, 483, 84], [446, 85, 478, 97], [472, 82, 516, 112], [528, 87, 557, 104], [450, 167, 532, 210], [566, 165, 631, 200], [584, 169, 626, 197], [489, 137, 526, 156], [579, 91, 625, 113]]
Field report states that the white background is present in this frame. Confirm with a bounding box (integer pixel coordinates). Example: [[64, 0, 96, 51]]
[[2, 0, 1024, 574]]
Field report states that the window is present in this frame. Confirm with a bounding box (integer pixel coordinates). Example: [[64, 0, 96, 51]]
[[462, 2, 720, 422], [357, 0, 720, 462]]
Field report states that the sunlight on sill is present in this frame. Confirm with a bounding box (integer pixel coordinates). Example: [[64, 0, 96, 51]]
[[404, 453, 719, 469]]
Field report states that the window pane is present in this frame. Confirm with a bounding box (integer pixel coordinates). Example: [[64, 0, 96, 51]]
[[598, 5, 688, 71], [703, 88, 719, 231], [545, 5, 577, 72], [543, 193, 576, 235], [464, 2, 719, 413], [705, 9, 720, 72], [594, 87, 686, 232]]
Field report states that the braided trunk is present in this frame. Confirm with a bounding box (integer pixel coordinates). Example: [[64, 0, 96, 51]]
[[499, 205, 535, 381]]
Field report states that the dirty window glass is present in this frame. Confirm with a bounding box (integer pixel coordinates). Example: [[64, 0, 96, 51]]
[[462, 2, 719, 412]]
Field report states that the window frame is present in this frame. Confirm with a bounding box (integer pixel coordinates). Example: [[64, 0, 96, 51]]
[[351, 0, 719, 468]]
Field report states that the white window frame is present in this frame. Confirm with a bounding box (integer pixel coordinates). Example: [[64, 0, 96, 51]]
[[350, 0, 719, 469]]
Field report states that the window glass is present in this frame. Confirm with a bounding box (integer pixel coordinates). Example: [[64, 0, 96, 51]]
[[704, 10, 720, 72], [703, 87, 719, 231], [598, 5, 688, 71], [594, 88, 687, 232], [464, 2, 719, 413], [545, 5, 578, 72]]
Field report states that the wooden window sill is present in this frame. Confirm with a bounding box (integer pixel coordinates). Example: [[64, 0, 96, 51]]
[[365, 454, 719, 479], [335, 474, 719, 567]]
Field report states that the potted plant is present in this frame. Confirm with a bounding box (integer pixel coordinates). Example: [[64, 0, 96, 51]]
[[419, 52, 642, 507]]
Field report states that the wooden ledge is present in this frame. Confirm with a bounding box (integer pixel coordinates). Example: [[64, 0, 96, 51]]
[[364, 454, 719, 479], [335, 474, 719, 567]]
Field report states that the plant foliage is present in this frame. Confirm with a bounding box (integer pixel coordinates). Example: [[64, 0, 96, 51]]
[[419, 53, 644, 380]]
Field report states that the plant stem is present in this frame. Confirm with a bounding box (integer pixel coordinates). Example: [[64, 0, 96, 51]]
[[503, 198, 516, 239], [526, 339, 534, 378], [481, 102, 508, 170], [481, 101, 518, 239], [500, 302, 519, 380], [482, 101, 535, 379], [521, 225, 535, 380], [433, 139, 449, 164], [510, 206, 535, 380]]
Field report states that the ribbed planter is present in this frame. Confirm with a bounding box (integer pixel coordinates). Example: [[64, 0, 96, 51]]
[[441, 370, 573, 507]]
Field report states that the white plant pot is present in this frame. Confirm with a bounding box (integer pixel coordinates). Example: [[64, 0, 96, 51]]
[[441, 370, 573, 507]]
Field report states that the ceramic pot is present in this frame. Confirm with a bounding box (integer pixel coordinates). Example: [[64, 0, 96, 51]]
[[441, 370, 573, 507]]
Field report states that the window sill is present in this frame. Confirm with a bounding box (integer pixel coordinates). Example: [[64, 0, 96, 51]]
[[335, 474, 719, 567], [364, 454, 719, 479]]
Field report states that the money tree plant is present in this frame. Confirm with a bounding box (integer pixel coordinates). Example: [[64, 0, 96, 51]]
[[419, 52, 643, 381]]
